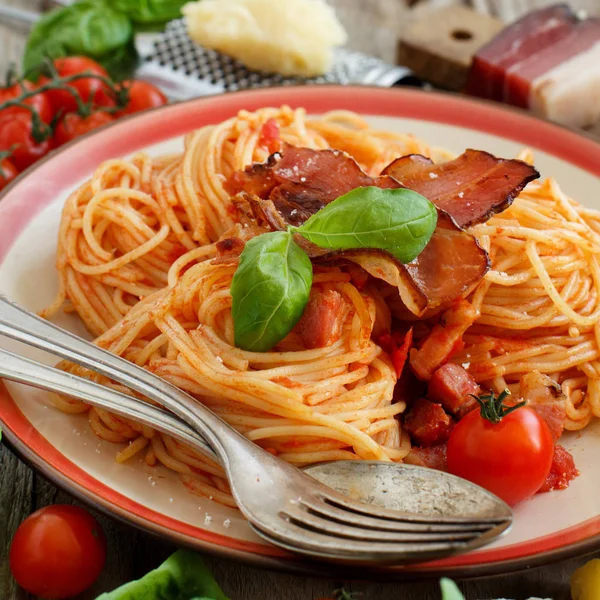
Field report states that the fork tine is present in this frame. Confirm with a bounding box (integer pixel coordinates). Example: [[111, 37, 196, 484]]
[[282, 502, 482, 543], [296, 495, 498, 534], [250, 518, 506, 564]]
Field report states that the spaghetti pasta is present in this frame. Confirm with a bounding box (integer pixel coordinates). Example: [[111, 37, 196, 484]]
[[43, 106, 599, 504]]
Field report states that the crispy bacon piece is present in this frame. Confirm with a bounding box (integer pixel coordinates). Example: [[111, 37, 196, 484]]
[[410, 300, 478, 381], [537, 445, 579, 493], [428, 363, 480, 417], [519, 371, 567, 442], [228, 145, 501, 315], [382, 149, 538, 228], [403, 398, 454, 447], [404, 443, 448, 472], [295, 289, 348, 349], [215, 236, 245, 262], [228, 144, 398, 226]]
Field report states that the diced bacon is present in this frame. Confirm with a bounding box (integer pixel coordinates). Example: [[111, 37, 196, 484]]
[[404, 443, 448, 472], [466, 5, 578, 102], [215, 237, 245, 262], [428, 363, 480, 416], [519, 371, 566, 442], [258, 118, 281, 154], [537, 445, 579, 493], [296, 289, 347, 349], [403, 398, 454, 447], [531, 404, 566, 443], [410, 300, 478, 381]]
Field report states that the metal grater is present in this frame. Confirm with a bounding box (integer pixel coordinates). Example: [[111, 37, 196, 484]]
[[0, 6, 420, 101], [135, 19, 418, 101]]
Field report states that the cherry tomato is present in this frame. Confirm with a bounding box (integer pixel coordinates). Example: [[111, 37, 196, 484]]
[[46, 57, 113, 114], [54, 112, 114, 146], [9, 504, 106, 599], [0, 112, 53, 170], [0, 157, 18, 191], [0, 80, 53, 123], [117, 80, 168, 116], [447, 403, 554, 505]]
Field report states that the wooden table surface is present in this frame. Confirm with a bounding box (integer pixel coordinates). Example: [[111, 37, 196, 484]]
[[1, 1, 600, 598]]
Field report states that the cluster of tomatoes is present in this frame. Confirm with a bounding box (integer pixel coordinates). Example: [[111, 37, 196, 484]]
[[0, 56, 167, 192]]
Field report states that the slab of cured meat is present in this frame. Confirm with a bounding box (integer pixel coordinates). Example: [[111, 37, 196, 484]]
[[398, 3, 600, 130], [466, 4, 600, 129]]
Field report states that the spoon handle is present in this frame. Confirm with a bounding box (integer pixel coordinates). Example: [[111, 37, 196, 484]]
[[0, 295, 266, 468], [0, 347, 216, 459]]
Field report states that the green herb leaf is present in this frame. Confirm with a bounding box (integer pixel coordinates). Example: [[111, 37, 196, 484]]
[[108, 0, 189, 25], [231, 231, 313, 352], [23, 1, 136, 81], [291, 186, 438, 264], [440, 578, 466, 600], [94, 550, 229, 600]]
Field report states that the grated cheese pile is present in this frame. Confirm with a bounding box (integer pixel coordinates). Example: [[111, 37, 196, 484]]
[[183, 0, 347, 77]]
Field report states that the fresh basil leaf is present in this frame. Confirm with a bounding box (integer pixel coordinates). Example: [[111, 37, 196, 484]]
[[95, 550, 229, 599], [231, 231, 313, 352], [108, 0, 188, 25], [98, 36, 140, 82], [23, 1, 135, 81], [291, 186, 438, 264], [440, 578, 466, 600]]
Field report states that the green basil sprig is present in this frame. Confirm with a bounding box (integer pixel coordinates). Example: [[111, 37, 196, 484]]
[[231, 187, 437, 352], [108, 0, 189, 26], [23, 1, 138, 81], [231, 232, 313, 352], [95, 549, 229, 599], [290, 186, 437, 264]]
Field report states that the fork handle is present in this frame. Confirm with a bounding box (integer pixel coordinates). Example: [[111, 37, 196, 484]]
[[0, 348, 216, 460], [0, 295, 270, 470]]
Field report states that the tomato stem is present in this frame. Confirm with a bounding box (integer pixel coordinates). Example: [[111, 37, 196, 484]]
[[0, 59, 129, 141], [0, 147, 15, 180], [470, 389, 526, 424]]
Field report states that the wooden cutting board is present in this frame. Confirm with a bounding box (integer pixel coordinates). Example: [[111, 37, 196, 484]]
[[397, 4, 504, 90]]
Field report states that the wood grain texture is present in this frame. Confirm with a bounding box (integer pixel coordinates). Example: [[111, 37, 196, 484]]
[[1, 0, 599, 598]]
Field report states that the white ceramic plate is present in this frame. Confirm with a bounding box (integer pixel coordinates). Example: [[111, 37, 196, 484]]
[[1, 86, 599, 579]]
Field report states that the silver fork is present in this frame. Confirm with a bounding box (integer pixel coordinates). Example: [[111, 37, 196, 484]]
[[0, 295, 512, 563]]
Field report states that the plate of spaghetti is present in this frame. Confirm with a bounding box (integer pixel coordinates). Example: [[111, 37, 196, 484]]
[[1, 86, 600, 578]]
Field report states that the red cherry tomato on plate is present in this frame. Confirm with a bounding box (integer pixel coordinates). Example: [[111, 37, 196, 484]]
[[0, 157, 18, 191], [0, 80, 53, 123], [117, 80, 168, 116], [0, 112, 53, 170], [46, 57, 113, 114], [54, 111, 114, 146], [9, 504, 106, 599], [447, 393, 553, 506]]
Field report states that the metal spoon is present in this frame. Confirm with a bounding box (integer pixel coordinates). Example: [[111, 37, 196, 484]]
[[0, 296, 512, 564]]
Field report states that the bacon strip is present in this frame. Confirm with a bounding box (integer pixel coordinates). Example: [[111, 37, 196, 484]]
[[229, 146, 506, 314], [382, 149, 539, 228]]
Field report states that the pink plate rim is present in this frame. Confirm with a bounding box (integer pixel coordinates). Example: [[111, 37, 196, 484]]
[[1, 85, 600, 580]]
